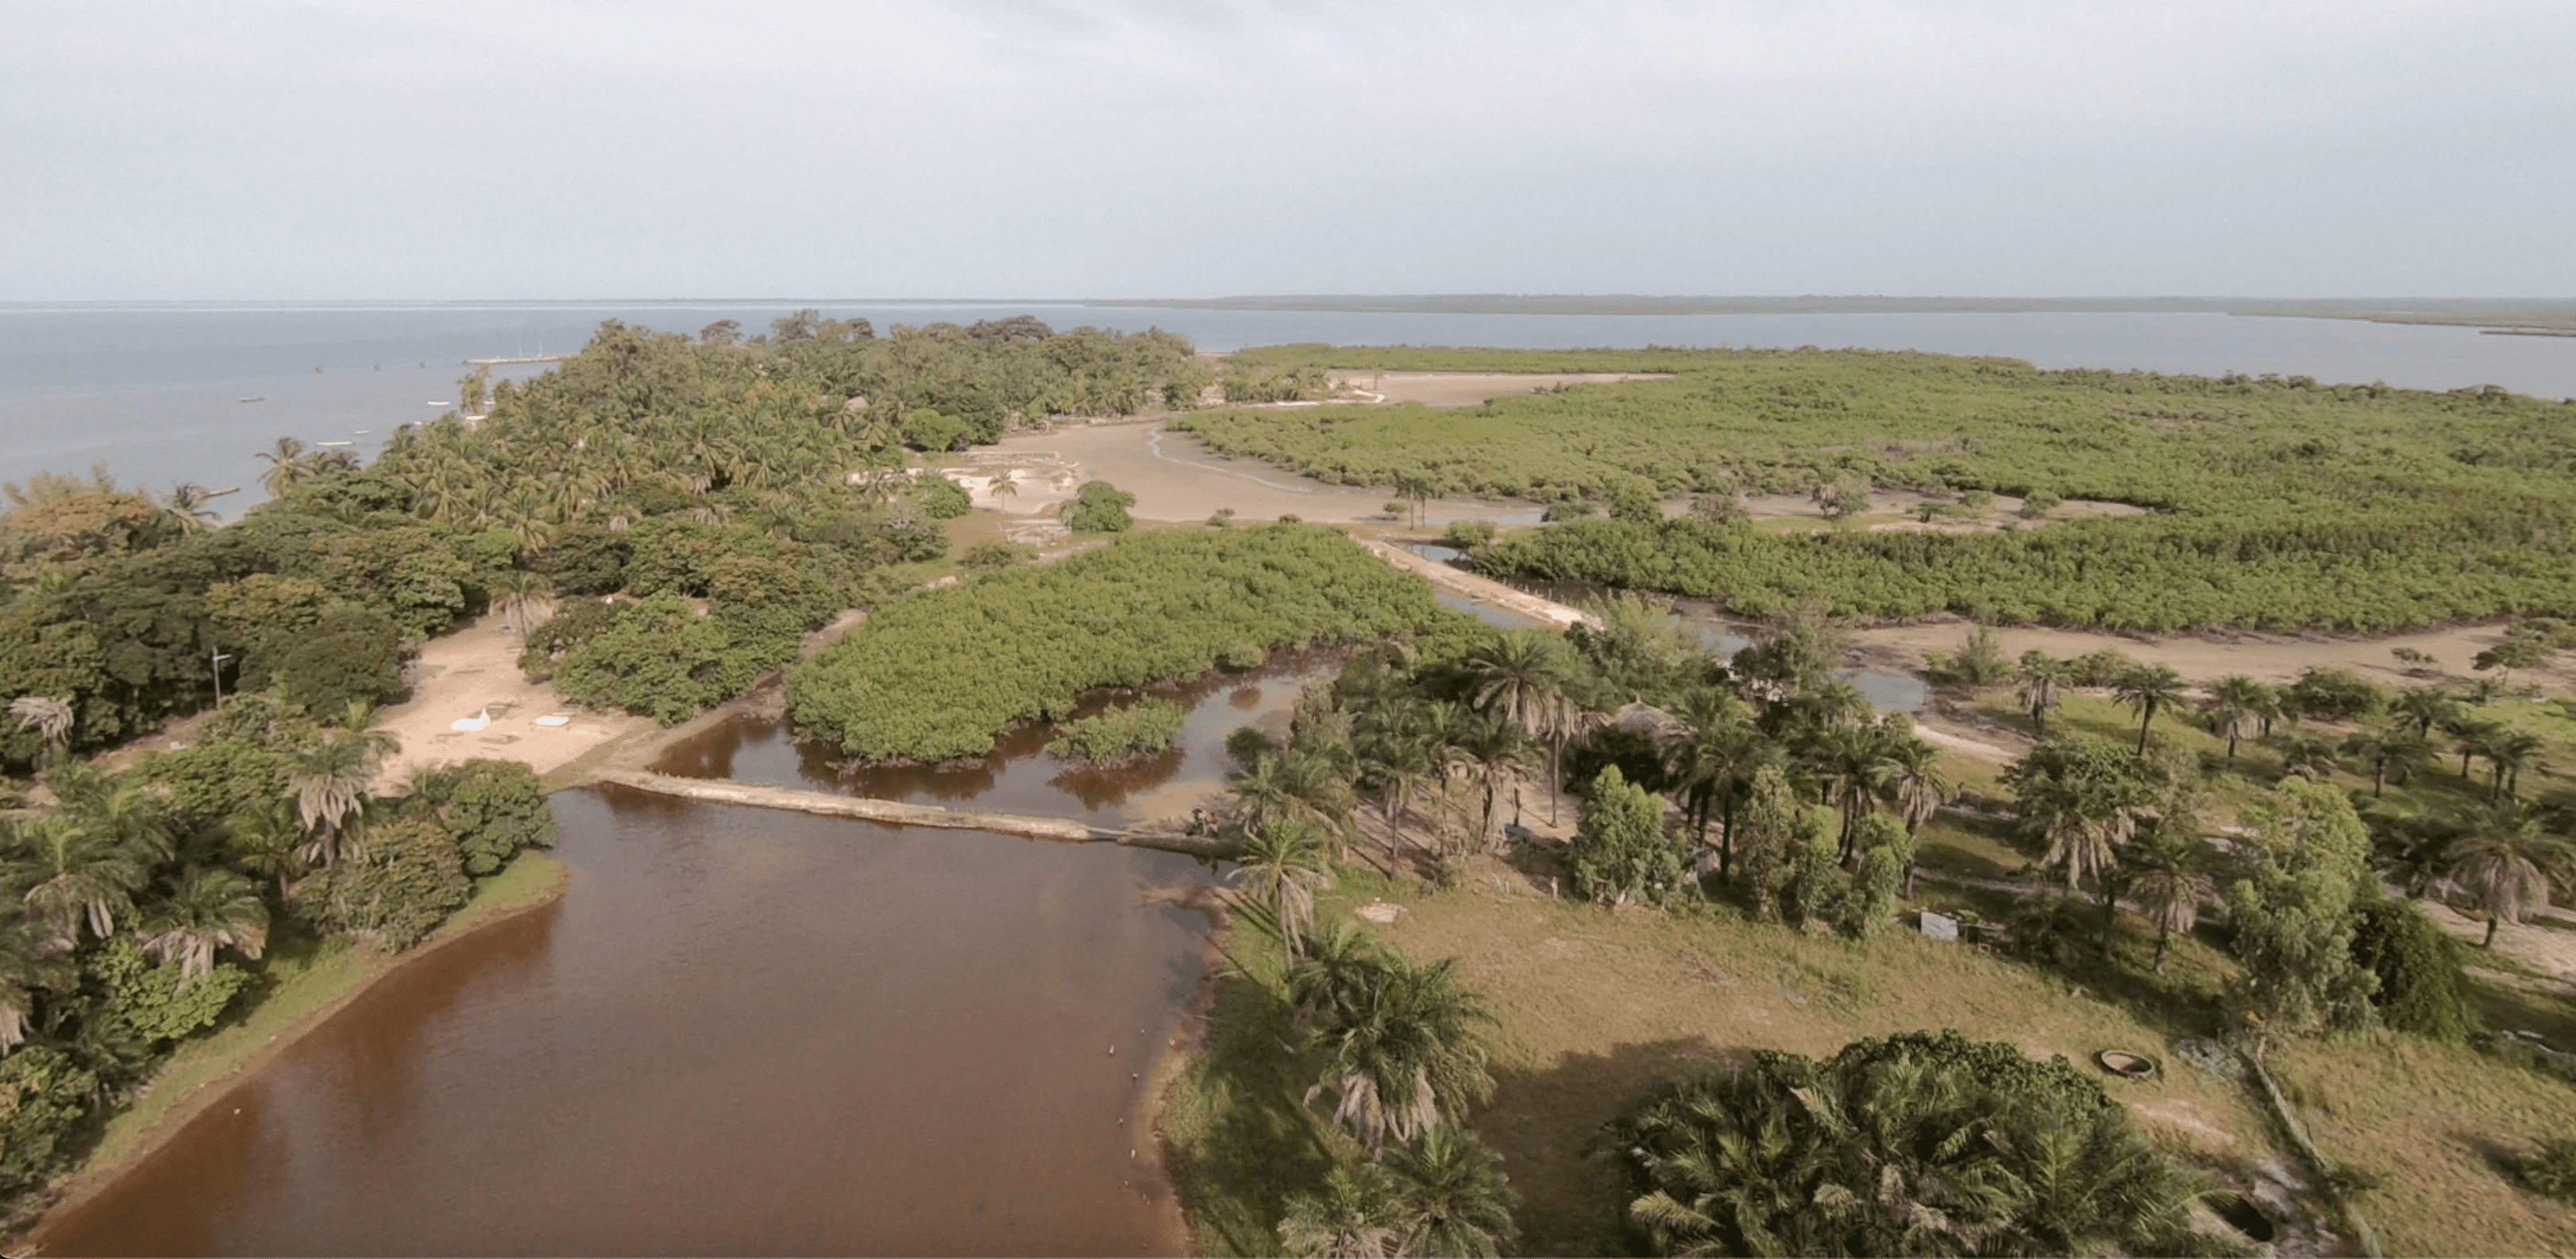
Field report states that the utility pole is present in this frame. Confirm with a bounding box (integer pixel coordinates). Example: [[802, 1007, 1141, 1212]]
[[211, 645, 232, 708]]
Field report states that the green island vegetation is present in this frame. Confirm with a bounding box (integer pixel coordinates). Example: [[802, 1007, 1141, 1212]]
[[786, 526, 1471, 764], [1177, 345, 2576, 631], [0, 714, 553, 1226], [0, 311, 1222, 1228], [1158, 593, 2576, 1256], [1044, 699, 1187, 768]]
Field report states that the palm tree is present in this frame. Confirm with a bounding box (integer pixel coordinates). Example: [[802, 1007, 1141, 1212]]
[[256, 436, 312, 499], [492, 569, 556, 635], [1287, 922, 1385, 1030], [1448, 714, 1536, 853], [2113, 664, 2189, 754], [141, 868, 269, 984], [291, 734, 376, 868], [1382, 1124, 1521, 1257], [226, 799, 306, 900], [1278, 1163, 1406, 1259], [2447, 803, 2576, 948], [1307, 953, 1496, 1157], [2200, 676, 2270, 763], [2270, 731, 2341, 781], [2392, 685, 2462, 740], [1464, 630, 1575, 814], [2485, 729, 2546, 800], [9, 817, 151, 949], [1361, 735, 1437, 864], [161, 483, 222, 533], [1877, 723, 1950, 894], [1235, 819, 1332, 964], [988, 468, 1020, 506], [8, 695, 73, 750], [2127, 834, 2204, 974], [2342, 725, 2430, 796], [0, 909, 68, 1053], [2015, 651, 2065, 736]]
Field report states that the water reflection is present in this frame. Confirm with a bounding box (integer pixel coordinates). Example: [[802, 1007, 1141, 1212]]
[[38, 790, 1213, 1257], [654, 654, 1340, 826]]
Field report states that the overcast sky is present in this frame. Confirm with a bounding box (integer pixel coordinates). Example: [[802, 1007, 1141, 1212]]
[[3, 0, 2569, 301]]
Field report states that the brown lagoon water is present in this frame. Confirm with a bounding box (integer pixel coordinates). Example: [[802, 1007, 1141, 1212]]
[[37, 787, 1216, 1257]]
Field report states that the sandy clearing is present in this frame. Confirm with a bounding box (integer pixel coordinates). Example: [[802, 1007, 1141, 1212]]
[[368, 609, 657, 794], [969, 422, 1543, 526], [1321, 370, 1674, 408], [1853, 618, 2576, 695]]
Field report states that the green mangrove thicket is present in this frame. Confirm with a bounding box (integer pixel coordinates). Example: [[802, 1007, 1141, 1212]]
[[1176, 346, 2576, 631], [786, 526, 1465, 763]]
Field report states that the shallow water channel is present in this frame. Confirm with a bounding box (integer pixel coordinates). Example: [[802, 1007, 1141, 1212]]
[[40, 789, 1217, 1257]]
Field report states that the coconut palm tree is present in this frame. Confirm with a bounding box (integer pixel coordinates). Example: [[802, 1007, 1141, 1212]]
[[1235, 819, 1332, 964], [1382, 1124, 1521, 1257], [8, 695, 73, 750], [2200, 676, 2270, 763], [256, 437, 311, 499], [291, 734, 376, 868], [2127, 833, 2205, 974], [2113, 664, 2189, 754], [161, 483, 222, 533], [492, 569, 556, 635], [141, 868, 269, 984], [2015, 651, 2066, 736], [1307, 951, 1496, 1157], [988, 468, 1020, 506], [2447, 803, 2576, 948]]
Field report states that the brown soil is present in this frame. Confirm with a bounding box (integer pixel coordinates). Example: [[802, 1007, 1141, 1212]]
[[1855, 618, 2576, 694], [368, 610, 657, 795]]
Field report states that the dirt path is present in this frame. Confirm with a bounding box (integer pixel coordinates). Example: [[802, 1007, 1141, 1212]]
[[1855, 617, 2573, 695], [1321, 370, 1672, 407]]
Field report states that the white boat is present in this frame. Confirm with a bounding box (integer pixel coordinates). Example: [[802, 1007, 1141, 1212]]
[[426, 400, 453, 406], [353, 429, 370, 434], [316, 440, 353, 448]]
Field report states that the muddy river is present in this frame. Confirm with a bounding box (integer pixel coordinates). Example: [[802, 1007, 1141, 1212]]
[[38, 788, 1216, 1257]]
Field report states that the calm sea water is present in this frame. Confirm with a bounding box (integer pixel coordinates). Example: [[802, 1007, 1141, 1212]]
[[2, 301, 2570, 517]]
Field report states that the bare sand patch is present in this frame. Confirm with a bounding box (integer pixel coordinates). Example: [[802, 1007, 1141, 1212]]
[[368, 610, 657, 793], [1322, 370, 1673, 408], [1857, 618, 2573, 695], [974, 422, 1541, 526]]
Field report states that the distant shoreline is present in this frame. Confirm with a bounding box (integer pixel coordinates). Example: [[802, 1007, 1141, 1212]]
[[1089, 294, 2576, 333]]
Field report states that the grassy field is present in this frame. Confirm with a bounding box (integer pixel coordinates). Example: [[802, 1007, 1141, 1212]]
[[1162, 864, 2285, 1257], [2272, 1035, 2576, 1256], [55, 853, 569, 1200]]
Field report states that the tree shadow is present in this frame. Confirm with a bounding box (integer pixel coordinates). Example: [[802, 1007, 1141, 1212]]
[[1479, 1035, 1741, 1258], [1159, 957, 1337, 1258]]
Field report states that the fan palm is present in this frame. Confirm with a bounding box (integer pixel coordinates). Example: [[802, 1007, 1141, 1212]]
[[2015, 651, 2065, 736], [292, 734, 377, 868], [2200, 675, 2271, 762], [141, 867, 269, 984], [2447, 803, 2576, 948], [8, 695, 73, 749], [2113, 664, 2189, 754]]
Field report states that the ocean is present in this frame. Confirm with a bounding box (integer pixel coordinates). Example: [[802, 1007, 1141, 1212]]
[[3, 300, 2570, 518]]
